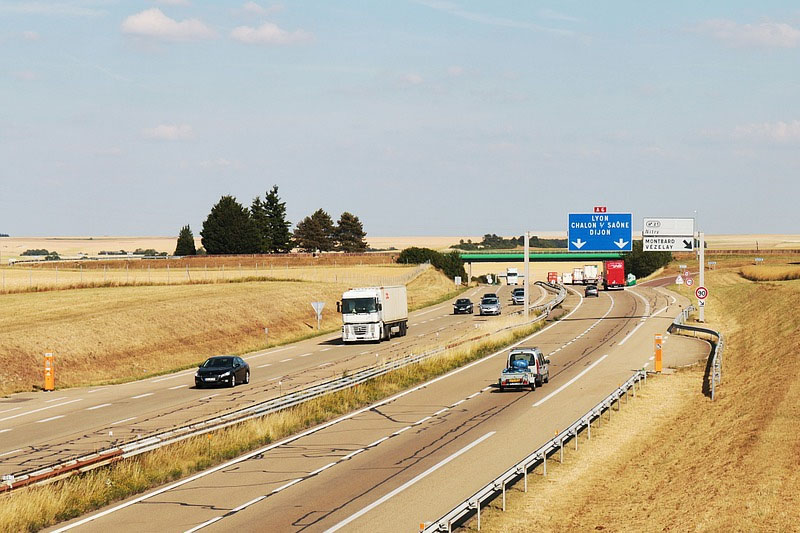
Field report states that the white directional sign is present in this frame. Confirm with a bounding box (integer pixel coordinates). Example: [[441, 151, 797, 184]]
[[643, 217, 695, 251]]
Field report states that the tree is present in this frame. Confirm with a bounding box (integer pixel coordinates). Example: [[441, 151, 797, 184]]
[[396, 247, 467, 280], [174, 225, 197, 256], [200, 195, 261, 254], [623, 240, 672, 278], [251, 186, 292, 253], [335, 212, 368, 252], [293, 209, 335, 252]]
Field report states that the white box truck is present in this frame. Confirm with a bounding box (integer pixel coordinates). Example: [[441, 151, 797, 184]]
[[562, 272, 573, 284], [583, 264, 599, 285], [572, 267, 584, 285], [506, 268, 519, 285], [339, 286, 408, 342]]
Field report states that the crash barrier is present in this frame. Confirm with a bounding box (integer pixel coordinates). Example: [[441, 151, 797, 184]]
[[668, 305, 724, 400], [1, 283, 569, 493], [423, 369, 649, 532]]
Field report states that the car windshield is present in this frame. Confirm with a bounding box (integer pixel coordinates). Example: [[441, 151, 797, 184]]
[[202, 357, 233, 368], [509, 351, 534, 365], [342, 297, 377, 314], [456, 299, 470, 304], [513, 289, 524, 295], [482, 298, 498, 305]]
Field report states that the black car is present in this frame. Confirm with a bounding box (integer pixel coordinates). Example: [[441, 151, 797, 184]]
[[585, 285, 599, 297], [195, 356, 250, 388], [453, 298, 474, 314]]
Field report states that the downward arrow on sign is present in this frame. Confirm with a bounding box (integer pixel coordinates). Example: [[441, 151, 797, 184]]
[[571, 238, 586, 249], [683, 239, 692, 250], [614, 238, 629, 249]]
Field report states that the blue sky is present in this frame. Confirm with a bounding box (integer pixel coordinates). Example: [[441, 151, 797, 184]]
[[1, 1, 799, 236]]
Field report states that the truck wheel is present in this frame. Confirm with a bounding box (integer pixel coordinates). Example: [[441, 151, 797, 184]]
[[531, 382, 536, 391]]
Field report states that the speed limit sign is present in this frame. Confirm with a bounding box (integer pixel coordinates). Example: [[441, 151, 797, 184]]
[[696, 286, 708, 300]]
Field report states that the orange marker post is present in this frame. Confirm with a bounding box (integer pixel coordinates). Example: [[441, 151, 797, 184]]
[[654, 334, 663, 373], [44, 352, 55, 391]]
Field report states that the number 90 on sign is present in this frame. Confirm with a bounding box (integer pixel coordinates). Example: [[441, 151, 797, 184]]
[[695, 286, 708, 299]]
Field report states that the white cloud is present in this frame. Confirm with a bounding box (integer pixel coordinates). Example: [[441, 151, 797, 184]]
[[732, 120, 800, 143], [693, 19, 800, 48], [401, 73, 424, 85], [230, 22, 311, 44], [22, 30, 40, 41], [143, 124, 194, 140], [0, 2, 103, 17], [537, 8, 580, 23], [11, 70, 37, 81], [241, 2, 283, 16], [121, 8, 215, 41], [153, 0, 191, 5], [447, 65, 464, 76]]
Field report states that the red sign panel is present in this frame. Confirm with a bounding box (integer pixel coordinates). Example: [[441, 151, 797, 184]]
[[593, 206, 607, 213]]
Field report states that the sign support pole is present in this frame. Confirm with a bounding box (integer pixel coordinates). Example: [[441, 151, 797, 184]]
[[699, 231, 705, 322], [524, 232, 530, 320]]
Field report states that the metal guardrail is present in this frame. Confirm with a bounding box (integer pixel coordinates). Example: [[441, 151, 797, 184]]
[[423, 369, 648, 532], [668, 305, 724, 400], [1, 283, 567, 493]]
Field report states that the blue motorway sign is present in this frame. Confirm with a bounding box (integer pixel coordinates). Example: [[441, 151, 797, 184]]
[[568, 213, 632, 252]]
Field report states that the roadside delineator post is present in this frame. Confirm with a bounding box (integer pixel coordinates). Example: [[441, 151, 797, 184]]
[[43, 353, 55, 391], [654, 333, 663, 373]]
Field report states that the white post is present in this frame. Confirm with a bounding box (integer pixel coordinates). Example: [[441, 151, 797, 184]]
[[524, 231, 530, 320], [699, 231, 705, 322]]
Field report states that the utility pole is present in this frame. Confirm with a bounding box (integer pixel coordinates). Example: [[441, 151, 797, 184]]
[[698, 230, 705, 322], [524, 232, 530, 320]]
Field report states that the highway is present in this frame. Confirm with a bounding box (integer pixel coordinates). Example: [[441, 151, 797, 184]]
[[50, 280, 705, 532], [0, 285, 547, 478]]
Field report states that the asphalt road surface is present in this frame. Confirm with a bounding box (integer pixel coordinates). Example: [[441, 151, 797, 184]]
[[50, 280, 708, 533], [0, 285, 547, 477]]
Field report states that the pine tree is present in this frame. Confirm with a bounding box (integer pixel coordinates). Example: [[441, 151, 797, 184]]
[[335, 212, 368, 252], [200, 195, 261, 254], [174, 224, 197, 256], [293, 209, 335, 252], [250, 195, 271, 253], [264, 185, 292, 253]]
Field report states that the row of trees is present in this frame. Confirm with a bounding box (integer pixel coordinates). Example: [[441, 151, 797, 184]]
[[174, 186, 368, 255], [453, 234, 567, 250]]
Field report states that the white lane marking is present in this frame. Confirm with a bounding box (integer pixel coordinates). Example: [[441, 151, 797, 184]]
[[618, 321, 646, 346], [433, 408, 448, 416], [86, 403, 112, 411], [320, 348, 331, 352], [268, 377, 281, 382], [317, 363, 329, 368], [451, 399, 466, 407], [299, 353, 312, 358], [271, 478, 302, 494], [37, 415, 65, 423], [368, 436, 389, 448], [169, 384, 188, 390], [466, 392, 480, 399], [309, 462, 337, 476], [652, 306, 669, 317], [416, 334, 425, 338], [54, 291, 586, 532], [246, 346, 292, 361], [414, 416, 432, 425], [481, 386, 492, 392], [644, 362, 651, 368], [0, 407, 20, 415], [0, 398, 83, 423], [628, 287, 651, 316], [131, 393, 154, 399], [392, 426, 412, 436], [200, 394, 219, 400], [533, 354, 610, 407], [649, 356, 655, 361], [257, 363, 272, 368], [87, 388, 106, 394], [359, 351, 370, 355], [151, 371, 194, 383], [0, 429, 11, 434], [231, 495, 266, 513], [279, 358, 293, 363], [324, 431, 496, 532], [0, 447, 21, 456], [111, 416, 137, 426], [184, 516, 223, 533], [45, 396, 68, 403], [343, 448, 365, 460]]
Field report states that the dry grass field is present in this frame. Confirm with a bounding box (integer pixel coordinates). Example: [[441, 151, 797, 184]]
[[740, 265, 800, 281], [477, 265, 800, 531], [0, 266, 455, 396]]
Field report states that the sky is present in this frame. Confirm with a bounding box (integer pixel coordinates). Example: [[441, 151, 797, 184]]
[[1, 1, 799, 237]]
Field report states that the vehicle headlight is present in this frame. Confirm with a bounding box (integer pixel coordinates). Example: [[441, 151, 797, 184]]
[[195, 371, 200, 378], [219, 371, 231, 377]]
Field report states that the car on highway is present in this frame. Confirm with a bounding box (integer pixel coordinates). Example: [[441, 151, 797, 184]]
[[479, 297, 501, 316], [585, 284, 599, 297], [511, 287, 525, 305], [453, 298, 474, 314], [195, 356, 250, 388]]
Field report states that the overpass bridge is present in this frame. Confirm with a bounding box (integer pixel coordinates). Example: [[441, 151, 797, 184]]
[[459, 252, 624, 262]]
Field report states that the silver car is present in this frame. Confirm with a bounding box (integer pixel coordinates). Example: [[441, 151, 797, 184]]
[[479, 297, 501, 316]]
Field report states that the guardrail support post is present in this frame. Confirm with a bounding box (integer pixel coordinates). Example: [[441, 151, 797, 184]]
[[587, 418, 591, 440], [542, 453, 547, 476], [560, 439, 564, 463], [502, 481, 506, 511], [574, 428, 578, 451], [524, 468, 528, 492], [477, 502, 480, 530]]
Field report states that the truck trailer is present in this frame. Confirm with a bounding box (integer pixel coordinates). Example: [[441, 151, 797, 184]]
[[572, 267, 584, 285], [583, 264, 599, 285], [339, 286, 408, 342], [603, 260, 626, 290], [506, 268, 519, 285]]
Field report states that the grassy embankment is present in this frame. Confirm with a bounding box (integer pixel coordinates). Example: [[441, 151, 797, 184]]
[[0, 302, 551, 532], [476, 260, 800, 532], [0, 265, 458, 396]]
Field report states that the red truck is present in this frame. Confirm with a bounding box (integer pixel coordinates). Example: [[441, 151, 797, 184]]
[[547, 271, 559, 284], [603, 260, 625, 290]]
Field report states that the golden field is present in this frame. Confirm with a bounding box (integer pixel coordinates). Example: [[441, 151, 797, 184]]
[[0, 265, 454, 396], [478, 266, 800, 531]]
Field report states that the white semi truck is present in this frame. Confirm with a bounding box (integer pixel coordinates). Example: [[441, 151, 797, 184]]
[[339, 286, 408, 342], [572, 267, 584, 285], [583, 264, 599, 285], [506, 268, 519, 285]]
